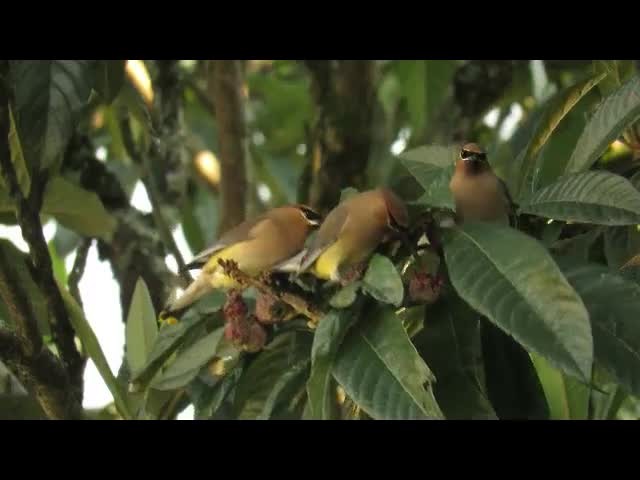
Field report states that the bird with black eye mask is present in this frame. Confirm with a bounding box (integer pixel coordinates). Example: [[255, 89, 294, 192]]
[[449, 142, 516, 225]]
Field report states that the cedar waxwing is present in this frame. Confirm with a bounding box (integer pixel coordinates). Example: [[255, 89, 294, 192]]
[[298, 188, 409, 283], [449, 143, 515, 224], [163, 204, 322, 316]]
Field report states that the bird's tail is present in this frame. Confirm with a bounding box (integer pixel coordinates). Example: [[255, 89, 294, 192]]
[[162, 273, 213, 318]]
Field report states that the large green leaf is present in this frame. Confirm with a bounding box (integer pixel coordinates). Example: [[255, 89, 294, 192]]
[[533, 95, 592, 190], [361, 254, 404, 307], [58, 283, 132, 419], [395, 60, 456, 136], [481, 321, 550, 419], [10, 60, 93, 171], [191, 364, 244, 419], [234, 332, 312, 420], [125, 278, 158, 376], [566, 74, 640, 173], [530, 353, 590, 420], [92, 60, 126, 104], [399, 144, 456, 210], [604, 226, 640, 270], [329, 282, 360, 309], [42, 177, 118, 240], [151, 327, 224, 391], [558, 260, 640, 396], [6, 106, 30, 197], [593, 60, 635, 97], [519, 171, 640, 226], [129, 291, 225, 391], [332, 305, 443, 420], [590, 366, 628, 420], [513, 72, 606, 198], [443, 222, 593, 381], [414, 294, 497, 420], [307, 309, 359, 419]]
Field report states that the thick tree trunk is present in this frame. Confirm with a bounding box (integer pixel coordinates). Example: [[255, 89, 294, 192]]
[[208, 60, 248, 235], [302, 60, 377, 212]]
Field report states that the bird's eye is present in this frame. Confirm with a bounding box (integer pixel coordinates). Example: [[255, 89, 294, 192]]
[[460, 149, 471, 159], [300, 206, 322, 225]]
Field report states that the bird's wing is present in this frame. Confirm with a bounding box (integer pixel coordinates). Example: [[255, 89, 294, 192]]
[[298, 205, 350, 272], [183, 214, 271, 270]]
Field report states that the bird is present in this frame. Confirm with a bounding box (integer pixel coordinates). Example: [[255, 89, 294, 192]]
[[298, 188, 409, 283], [448, 142, 516, 225], [162, 204, 323, 316]]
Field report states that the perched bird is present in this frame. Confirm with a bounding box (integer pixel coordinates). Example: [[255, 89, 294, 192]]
[[163, 204, 323, 316], [449, 142, 515, 225], [298, 188, 409, 283]]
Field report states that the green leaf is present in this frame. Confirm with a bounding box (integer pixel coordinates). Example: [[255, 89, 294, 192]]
[[519, 171, 640, 226], [443, 222, 593, 381], [533, 94, 593, 190], [57, 283, 132, 419], [413, 294, 497, 420], [329, 281, 360, 309], [604, 226, 640, 270], [234, 332, 312, 419], [481, 321, 550, 419], [399, 144, 456, 209], [566, 74, 640, 174], [513, 72, 606, 198], [333, 305, 443, 419], [192, 365, 244, 419], [7, 105, 30, 197], [258, 358, 309, 420], [48, 240, 68, 286], [590, 366, 628, 420], [129, 292, 225, 391], [395, 61, 456, 136], [550, 228, 604, 262], [307, 309, 359, 419], [530, 353, 590, 419], [125, 278, 159, 376], [559, 259, 640, 397], [151, 328, 224, 391], [92, 60, 126, 104], [10, 60, 93, 171], [593, 60, 635, 96], [42, 177, 117, 240], [361, 254, 404, 306]]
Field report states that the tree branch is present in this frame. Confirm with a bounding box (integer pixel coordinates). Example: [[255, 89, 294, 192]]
[[120, 117, 192, 286], [0, 329, 82, 419], [208, 60, 248, 235], [0, 75, 85, 402], [218, 259, 322, 326], [68, 238, 91, 309]]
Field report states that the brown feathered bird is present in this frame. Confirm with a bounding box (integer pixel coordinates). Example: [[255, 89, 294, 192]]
[[164, 205, 322, 315], [449, 142, 515, 224], [298, 188, 409, 283]]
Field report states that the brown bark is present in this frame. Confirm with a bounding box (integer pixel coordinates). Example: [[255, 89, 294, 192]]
[[208, 60, 248, 235], [302, 60, 377, 212]]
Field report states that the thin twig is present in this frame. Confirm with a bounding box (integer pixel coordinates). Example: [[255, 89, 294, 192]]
[[68, 238, 92, 309], [218, 259, 323, 326], [119, 116, 192, 286]]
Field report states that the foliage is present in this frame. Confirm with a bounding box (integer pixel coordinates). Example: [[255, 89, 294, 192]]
[[2, 59, 640, 420]]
